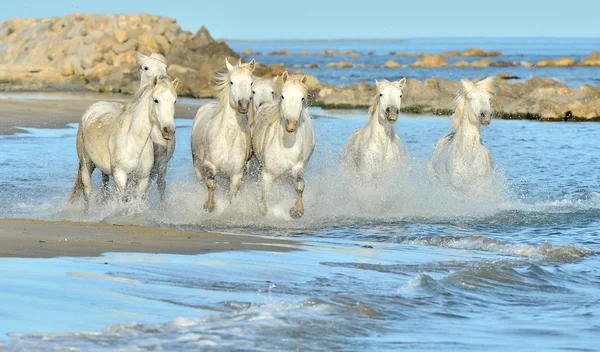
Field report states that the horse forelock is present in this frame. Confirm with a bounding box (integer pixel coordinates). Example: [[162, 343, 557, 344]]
[[282, 76, 308, 96]]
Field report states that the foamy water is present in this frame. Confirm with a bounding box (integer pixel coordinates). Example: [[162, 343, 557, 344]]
[[0, 108, 599, 351]]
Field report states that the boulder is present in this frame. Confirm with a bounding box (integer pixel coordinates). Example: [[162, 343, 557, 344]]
[[268, 49, 288, 55], [300, 50, 310, 55], [112, 39, 137, 54], [348, 52, 360, 58], [62, 61, 74, 76], [453, 60, 470, 67], [113, 29, 128, 44], [462, 47, 500, 57], [384, 60, 401, 68], [305, 63, 320, 68], [470, 58, 493, 67], [536, 57, 576, 67], [410, 55, 448, 67], [581, 51, 600, 66]]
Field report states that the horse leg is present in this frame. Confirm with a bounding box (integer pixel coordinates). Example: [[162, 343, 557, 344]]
[[137, 176, 150, 201], [192, 153, 204, 183], [203, 165, 216, 212], [80, 158, 94, 212], [113, 168, 128, 203], [95, 172, 110, 204], [259, 171, 273, 216], [289, 168, 305, 219], [230, 172, 243, 203]]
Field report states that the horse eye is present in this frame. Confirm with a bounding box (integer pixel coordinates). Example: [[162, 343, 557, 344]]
[[230, 81, 233, 85], [250, 82, 253, 86], [154, 99, 159, 104], [400, 94, 403, 98], [281, 96, 285, 100], [379, 94, 383, 97], [144, 67, 148, 71], [174, 100, 177, 105], [301, 97, 305, 102], [480, 112, 485, 117], [252, 91, 256, 94], [271, 91, 275, 95]]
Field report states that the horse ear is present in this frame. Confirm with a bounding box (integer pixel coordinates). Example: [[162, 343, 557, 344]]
[[247, 59, 256, 72], [301, 75, 308, 84], [375, 80, 381, 89], [237, 58, 242, 66], [272, 75, 279, 83], [225, 58, 234, 71], [282, 71, 289, 83], [172, 77, 179, 90], [476, 76, 495, 93], [135, 52, 147, 64], [397, 77, 406, 89], [461, 79, 475, 94]]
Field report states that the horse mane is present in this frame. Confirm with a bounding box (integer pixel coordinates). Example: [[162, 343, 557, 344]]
[[123, 75, 175, 112], [149, 52, 167, 65], [450, 77, 494, 131], [214, 61, 254, 116]]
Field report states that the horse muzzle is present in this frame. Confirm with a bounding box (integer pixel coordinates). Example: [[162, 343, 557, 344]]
[[286, 121, 297, 133], [238, 99, 250, 114], [385, 107, 400, 122], [161, 126, 176, 140]]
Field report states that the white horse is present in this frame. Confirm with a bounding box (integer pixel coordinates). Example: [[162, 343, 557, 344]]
[[191, 58, 255, 212], [249, 76, 278, 127], [74, 76, 178, 210], [252, 71, 315, 219], [70, 52, 170, 203], [428, 77, 495, 192], [340, 78, 407, 178]]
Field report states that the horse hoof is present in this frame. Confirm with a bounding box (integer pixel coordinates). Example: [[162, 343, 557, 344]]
[[204, 202, 215, 212], [289, 208, 303, 219]]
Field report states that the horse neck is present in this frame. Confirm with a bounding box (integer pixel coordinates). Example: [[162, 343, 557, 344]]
[[125, 91, 153, 143], [453, 102, 481, 148], [369, 104, 394, 140], [278, 107, 306, 147]]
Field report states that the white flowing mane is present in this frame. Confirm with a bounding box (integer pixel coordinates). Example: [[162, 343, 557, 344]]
[[451, 78, 494, 131], [213, 61, 254, 116], [122, 75, 175, 113]]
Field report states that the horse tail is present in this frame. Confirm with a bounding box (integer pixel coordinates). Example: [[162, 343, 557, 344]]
[[69, 163, 84, 203]]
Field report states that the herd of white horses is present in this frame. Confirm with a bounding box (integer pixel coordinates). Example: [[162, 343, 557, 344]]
[[70, 52, 496, 218]]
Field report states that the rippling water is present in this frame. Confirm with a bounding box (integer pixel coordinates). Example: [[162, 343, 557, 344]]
[[0, 108, 599, 351], [228, 38, 600, 87]]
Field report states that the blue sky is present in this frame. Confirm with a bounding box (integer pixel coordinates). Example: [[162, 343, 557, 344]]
[[1, 0, 598, 39]]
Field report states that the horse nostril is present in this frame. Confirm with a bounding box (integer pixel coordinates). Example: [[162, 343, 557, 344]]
[[163, 127, 168, 134], [386, 108, 390, 114], [481, 112, 486, 118]]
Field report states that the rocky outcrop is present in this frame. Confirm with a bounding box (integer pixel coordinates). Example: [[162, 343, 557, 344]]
[[410, 55, 449, 67], [311, 75, 600, 120], [0, 14, 242, 96], [536, 57, 577, 67], [580, 51, 600, 66]]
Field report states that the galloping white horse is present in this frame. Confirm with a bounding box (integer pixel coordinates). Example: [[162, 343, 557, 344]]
[[428, 77, 495, 192], [249, 76, 278, 127], [70, 52, 170, 203], [73, 76, 178, 210], [252, 71, 315, 219], [191, 58, 255, 212], [340, 78, 407, 177]]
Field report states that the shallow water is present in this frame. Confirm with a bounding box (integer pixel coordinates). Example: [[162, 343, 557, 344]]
[[229, 38, 600, 87], [0, 108, 599, 351]]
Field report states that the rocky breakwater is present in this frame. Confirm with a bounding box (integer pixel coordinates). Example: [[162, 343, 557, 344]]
[[0, 14, 270, 97], [313, 75, 600, 121]]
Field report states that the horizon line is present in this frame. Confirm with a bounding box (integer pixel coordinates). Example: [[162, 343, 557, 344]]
[[222, 36, 600, 42]]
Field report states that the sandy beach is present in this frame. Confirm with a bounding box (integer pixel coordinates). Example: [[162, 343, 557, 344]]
[[0, 92, 204, 135], [0, 218, 297, 258]]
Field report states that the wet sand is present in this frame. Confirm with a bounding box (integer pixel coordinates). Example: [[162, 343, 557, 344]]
[[0, 92, 204, 135], [0, 218, 298, 258]]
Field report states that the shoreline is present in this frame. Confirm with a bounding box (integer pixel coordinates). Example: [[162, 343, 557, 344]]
[[0, 218, 298, 258], [0, 93, 205, 135]]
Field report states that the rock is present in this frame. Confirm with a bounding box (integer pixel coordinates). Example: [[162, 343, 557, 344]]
[[348, 52, 360, 58], [463, 47, 500, 57], [241, 48, 260, 55], [305, 63, 320, 68], [83, 30, 104, 45], [410, 55, 448, 67], [268, 64, 286, 76], [62, 61, 74, 76], [384, 60, 401, 68], [268, 49, 288, 55], [536, 57, 576, 67], [80, 47, 103, 69], [355, 63, 366, 68], [83, 62, 112, 81], [327, 61, 352, 68], [168, 64, 197, 77], [300, 50, 310, 55], [137, 35, 159, 54], [497, 73, 520, 80], [112, 39, 137, 54], [453, 60, 470, 67], [470, 58, 493, 67], [440, 50, 461, 57], [113, 29, 128, 44], [581, 51, 600, 66]]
